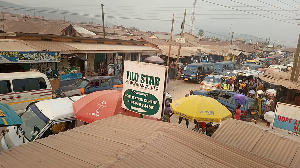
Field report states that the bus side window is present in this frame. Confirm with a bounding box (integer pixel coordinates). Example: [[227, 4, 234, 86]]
[[12, 78, 40, 92], [37, 77, 47, 89], [0, 80, 12, 94]]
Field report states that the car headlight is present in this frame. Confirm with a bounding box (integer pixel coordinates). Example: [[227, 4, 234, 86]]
[[191, 75, 196, 77]]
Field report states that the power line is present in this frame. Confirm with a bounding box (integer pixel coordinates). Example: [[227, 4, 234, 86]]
[[200, 0, 299, 25], [228, 0, 296, 20], [289, 0, 300, 5], [255, 0, 298, 15], [275, 0, 300, 10]]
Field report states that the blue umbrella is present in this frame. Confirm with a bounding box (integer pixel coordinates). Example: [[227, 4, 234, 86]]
[[0, 103, 22, 126]]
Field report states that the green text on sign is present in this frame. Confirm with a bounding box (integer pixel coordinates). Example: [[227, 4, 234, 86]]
[[123, 89, 160, 115]]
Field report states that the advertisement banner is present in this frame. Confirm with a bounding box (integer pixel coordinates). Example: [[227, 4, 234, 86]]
[[273, 115, 300, 133], [0, 51, 61, 63], [122, 61, 167, 119], [273, 103, 300, 133]]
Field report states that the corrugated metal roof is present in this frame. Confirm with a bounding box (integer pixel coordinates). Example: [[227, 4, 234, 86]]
[[258, 69, 300, 90], [0, 115, 285, 168], [21, 40, 78, 52], [0, 39, 37, 51], [73, 26, 96, 36], [4, 20, 69, 35], [212, 119, 300, 168], [65, 42, 159, 52]]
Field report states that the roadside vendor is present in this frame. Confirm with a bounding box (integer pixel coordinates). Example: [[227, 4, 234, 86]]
[[256, 91, 264, 117]]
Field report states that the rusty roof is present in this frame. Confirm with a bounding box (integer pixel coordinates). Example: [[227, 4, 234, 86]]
[[64, 42, 159, 53], [3, 20, 69, 35], [212, 119, 300, 168], [0, 115, 285, 168], [258, 69, 300, 90], [0, 39, 159, 53], [21, 40, 78, 52], [0, 39, 37, 51]]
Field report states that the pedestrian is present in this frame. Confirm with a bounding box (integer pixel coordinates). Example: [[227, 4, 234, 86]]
[[234, 103, 242, 120], [178, 117, 189, 128], [163, 98, 173, 123]]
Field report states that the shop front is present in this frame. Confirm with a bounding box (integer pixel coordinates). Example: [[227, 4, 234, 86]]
[[0, 51, 61, 73]]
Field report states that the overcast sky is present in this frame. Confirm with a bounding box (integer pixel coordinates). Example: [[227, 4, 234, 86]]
[[1, 0, 299, 47]]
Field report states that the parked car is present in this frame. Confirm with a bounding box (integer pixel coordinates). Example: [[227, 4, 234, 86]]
[[181, 63, 214, 83], [213, 61, 236, 74], [54, 76, 123, 98], [193, 90, 258, 120], [201, 75, 223, 91], [244, 60, 259, 65], [1, 96, 84, 149], [0, 72, 52, 115], [241, 64, 263, 71]]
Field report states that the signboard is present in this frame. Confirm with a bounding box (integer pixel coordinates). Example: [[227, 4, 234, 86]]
[[176, 38, 185, 44], [0, 51, 61, 63], [122, 61, 167, 119], [273, 102, 300, 133]]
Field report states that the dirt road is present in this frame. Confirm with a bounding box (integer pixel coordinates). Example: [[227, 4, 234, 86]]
[[165, 79, 268, 129], [165, 79, 201, 128], [166, 80, 200, 100]]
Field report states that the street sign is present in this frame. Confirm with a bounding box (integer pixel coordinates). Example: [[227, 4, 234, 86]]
[[176, 38, 186, 43]]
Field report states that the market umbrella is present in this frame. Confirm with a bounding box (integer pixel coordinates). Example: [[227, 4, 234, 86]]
[[0, 103, 22, 126], [170, 95, 232, 123], [73, 90, 125, 123], [144, 56, 165, 64], [264, 111, 275, 123], [233, 94, 246, 105]]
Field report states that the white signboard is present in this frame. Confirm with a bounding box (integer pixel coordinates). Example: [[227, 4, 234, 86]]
[[176, 38, 186, 43], [275, 102, 300, 119], [122, 61, 167, 119]]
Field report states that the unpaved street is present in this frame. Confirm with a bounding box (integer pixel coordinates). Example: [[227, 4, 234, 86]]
[[165, 79, 201, 128], [166, 80, 200, 100]]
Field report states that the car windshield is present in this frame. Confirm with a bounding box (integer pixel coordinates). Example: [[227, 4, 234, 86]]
[[214, 64, 223, 70], [73, 79, 90, 88], [245, 62, 256, 65], [112, 78, 122, 85], [204, 76, 221, 83], [20, 105, 49, 141], [183, 66, 197, 72]]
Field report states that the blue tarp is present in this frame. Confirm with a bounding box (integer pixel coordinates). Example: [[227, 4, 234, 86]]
[[0, 103, 22, 126], [60, 73, 82, 81]]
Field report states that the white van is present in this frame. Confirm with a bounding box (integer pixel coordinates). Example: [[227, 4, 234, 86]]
[[1, 95, 84, 149], [0, 72, 52, 114]]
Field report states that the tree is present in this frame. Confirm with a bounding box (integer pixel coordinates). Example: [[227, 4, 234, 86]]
[[198, 29, 204, 37]]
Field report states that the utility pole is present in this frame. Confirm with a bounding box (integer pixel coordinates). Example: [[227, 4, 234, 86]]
[[175, 9, 186, 79], [167, 14, 175, 67], [286, 34, 300, 103], [291, 34, 300, 81], [231, 32, 234, 45], [101, 4, 106, 38], [190, 0, 197, 34], [0, 12, 5, 31]]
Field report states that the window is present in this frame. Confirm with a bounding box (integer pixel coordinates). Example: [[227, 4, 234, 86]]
[[37, 77, 47, 89], [100, 79, 111, 87], [0, 80, 12, 94], [12, 78, 41, 92], [112, 78, 122, 85]]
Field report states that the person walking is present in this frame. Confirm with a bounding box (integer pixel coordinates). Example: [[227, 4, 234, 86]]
[[234, 104, 242, 120], [178, 117, 189, 128]]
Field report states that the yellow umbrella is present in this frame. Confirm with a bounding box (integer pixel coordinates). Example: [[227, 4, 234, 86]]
[[170, 95, 232, 123]]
